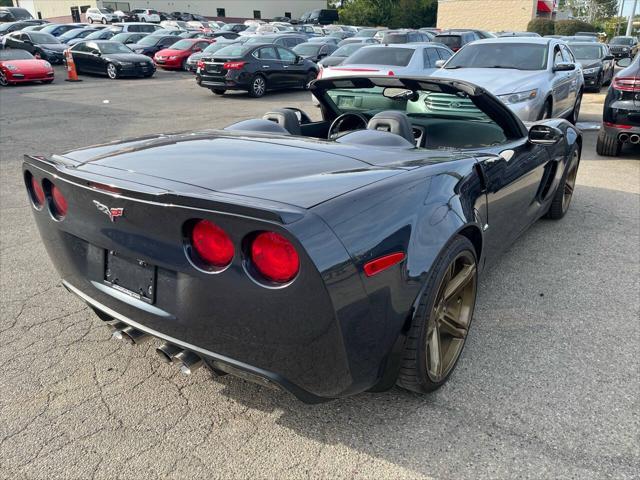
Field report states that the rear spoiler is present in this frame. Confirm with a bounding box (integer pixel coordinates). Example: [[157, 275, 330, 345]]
[[23, 154, 306, 224]]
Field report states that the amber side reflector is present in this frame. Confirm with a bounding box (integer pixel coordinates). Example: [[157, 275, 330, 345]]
[[363, 252, 405, 277], [88, 182, 121, 194]]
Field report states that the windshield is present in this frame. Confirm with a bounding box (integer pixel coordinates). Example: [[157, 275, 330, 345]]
[[355, 29, 379, 38], [203, 42, 236, 54], [58, 28, 87, 41], [610, 37, 634, 45], [99, 8, 113, 13], [445, 43, 547, 70], [137, 35, 162, 46], [7, 8, 32, 20], [435, 35, 462, 49], [333, 43, 364, 56], [30, 32, 59, 44], [345, 47, 414, 66], [213, 44, 249, 57], [0, 49, 34, 60], [98, 42, 132, 54], [220, 24, 237, 31], [246, 36, 275, 44], [85, 30, 112, 40], [569, 44, 603, 59], [169, 39, 196, 50], [293, 43, 321, 55]]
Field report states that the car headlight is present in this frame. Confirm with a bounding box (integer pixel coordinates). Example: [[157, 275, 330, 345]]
[[498, 89, 538, 104], [6, 64, 18, 71], [622, 47, 629, 51], [582, 67, 599, 75], [118, 61, 133, 66]]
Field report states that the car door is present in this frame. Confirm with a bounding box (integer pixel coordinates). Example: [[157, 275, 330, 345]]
[[550, 44, 572, 115], [560, 44, 579, 111], [83, 42, 103, 73], [423, 47, 439, 74], [253, 46, 279, 84], [4, 33, 23, 51], [478, 136, 552, 263], [276, 46, 306, 86]]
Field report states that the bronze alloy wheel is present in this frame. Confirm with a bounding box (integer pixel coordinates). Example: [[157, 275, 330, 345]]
[[426, 250, 477, 382], [562, 149, 579, 213]]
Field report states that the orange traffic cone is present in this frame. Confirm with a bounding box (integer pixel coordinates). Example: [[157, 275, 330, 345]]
[[64, 49, 82, 82]]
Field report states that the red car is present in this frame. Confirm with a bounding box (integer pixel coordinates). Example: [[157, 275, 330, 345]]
[[153, 38, 213, 70], [0, 49, 54, 86]]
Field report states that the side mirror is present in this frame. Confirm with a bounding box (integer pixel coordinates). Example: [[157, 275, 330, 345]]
[[528, 124, 563, 145], [616, 57, 631, 67], [604, 54, 614, 61], [553, 62, 575, 72], [296, 55, 304, 64], [434, 59, 445, 68]]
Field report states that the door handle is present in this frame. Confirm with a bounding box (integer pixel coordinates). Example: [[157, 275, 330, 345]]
[[262, 65, 270, 68]]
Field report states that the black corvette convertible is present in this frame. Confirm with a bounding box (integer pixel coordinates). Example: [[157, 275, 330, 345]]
[[24, 76, 581, 403]]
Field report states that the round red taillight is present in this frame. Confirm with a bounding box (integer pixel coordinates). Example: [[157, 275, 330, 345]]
[[30, 176, 45, 207], [50, 184, 68, 218], [250, 232, 299, 283], [191, 220, 234, 268]]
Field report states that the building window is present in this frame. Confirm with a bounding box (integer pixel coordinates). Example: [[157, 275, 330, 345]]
[[217, 8, 226, 17], [253, 10, 261, 19], [37, 11, 42, 19], [285, 12, 291, 18]]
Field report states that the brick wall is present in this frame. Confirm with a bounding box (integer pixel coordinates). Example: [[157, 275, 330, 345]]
[[437, 0, 537, 32]]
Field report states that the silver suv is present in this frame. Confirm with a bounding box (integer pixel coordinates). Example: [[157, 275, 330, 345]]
[[434, 37, 585, 122]]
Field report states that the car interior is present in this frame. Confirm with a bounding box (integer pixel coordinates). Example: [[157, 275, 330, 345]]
[[225, 85, 510, 150]]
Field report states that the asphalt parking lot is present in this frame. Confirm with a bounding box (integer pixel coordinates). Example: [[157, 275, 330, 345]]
[[1, 67, 638, 479]]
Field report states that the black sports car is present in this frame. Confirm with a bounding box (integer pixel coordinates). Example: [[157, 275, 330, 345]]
[[567, 41, 615, 92], [24, 76, 581, 403], [2, 31, 66, 63], [596, 55, 640, 156], [68, 40, 155, 79], [128, 34, 179, 57]]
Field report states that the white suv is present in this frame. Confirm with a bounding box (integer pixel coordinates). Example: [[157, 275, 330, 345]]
[[86, 8, 117, 24], [130, 9, 161, 23]]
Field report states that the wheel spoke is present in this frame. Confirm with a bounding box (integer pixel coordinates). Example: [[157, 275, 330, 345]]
[[428, 325, 442, 377], [443, 263, 475, 303], [439, 313, 467, 338]]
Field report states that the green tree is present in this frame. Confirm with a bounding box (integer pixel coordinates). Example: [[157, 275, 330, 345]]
[[0, 0, 14, 6], [338, 0, 437, 28]]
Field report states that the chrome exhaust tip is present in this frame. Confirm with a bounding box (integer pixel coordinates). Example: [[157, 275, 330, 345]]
[[111, 325, 150, 344], [619, 132, 630, 143], [173, 350, 203, 375], [155, 342, 182, 363], [629, 134, 640, 144]]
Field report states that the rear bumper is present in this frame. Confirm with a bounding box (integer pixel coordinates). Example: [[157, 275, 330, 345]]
[[64, 281, 329, 403], [196, 72, 249, 90]]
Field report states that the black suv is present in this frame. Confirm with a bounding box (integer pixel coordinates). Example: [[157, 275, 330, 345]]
[[596, 56, 640, 156], [0, 7, 33, 23]]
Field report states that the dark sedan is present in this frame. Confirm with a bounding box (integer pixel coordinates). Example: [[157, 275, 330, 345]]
[[3, 31, 66, 64], [69, 40, 155, 79], [58, 27, 100, 45], [40, 23, 87, 37], [110, 32, 148, 45], [567, 41, 615, 91], [24, 76, 581, 402], [128, 34, 179, 57], [293, 41, 337, 62], [317, 42, 367, 67], [596, 55, 640, 156], [196, 43, 317, 97], [243, 34, 306, 49], [0, 20, 46, 39], [67, 28, 117, 47]]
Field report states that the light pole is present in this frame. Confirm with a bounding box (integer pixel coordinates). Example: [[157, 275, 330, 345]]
[[626, 0, 638, 36]]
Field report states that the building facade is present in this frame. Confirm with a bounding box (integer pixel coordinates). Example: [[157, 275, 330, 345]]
[[437, 0, 556, 32], [12, 0, 326, 23]]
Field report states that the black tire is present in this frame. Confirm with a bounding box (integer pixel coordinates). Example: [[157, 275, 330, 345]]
[[211, 88, 226, 95], [397, 235, 478, 394], [0, 71, 9, 86], [88, 18, 94, 23], [141, 17, 147, 22], [248, 74, 266, 98], [568, 90, 582, 124], [303, 70, 316, 89], [181, 58, 188, 71], [596, 129, 621, 157], [546, 145, 580, 220], [537, 98, 552, 120], [592, 74, 603, 92], [101, 18, 106, 24]]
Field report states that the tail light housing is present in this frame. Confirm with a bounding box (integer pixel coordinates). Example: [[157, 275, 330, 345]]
[[189, 219, 234, 270], [50, 184, 68, 219], [249, 232, 300, 284], [612, 76, 640, 92], [223, 61, 245, 70], [26, 172, 45, 208]]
